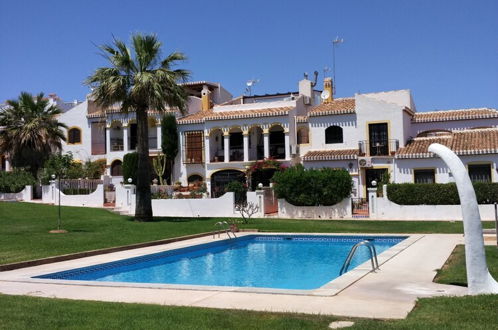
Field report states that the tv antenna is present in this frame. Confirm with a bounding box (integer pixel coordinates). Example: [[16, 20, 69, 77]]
[[332, 36, 344, 95], [245, 79, 260, 96]]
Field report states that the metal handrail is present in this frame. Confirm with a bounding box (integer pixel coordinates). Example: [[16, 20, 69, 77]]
[[213, 221, 236, 239], [339, 240, 379, 275]]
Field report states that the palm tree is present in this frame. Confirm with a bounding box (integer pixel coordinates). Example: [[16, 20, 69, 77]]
[[86, 33, 190, 221], [0, 92, 66, 176]]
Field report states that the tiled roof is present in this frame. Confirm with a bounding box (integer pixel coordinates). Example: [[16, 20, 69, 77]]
[[296, 115, 308, 123], [412, 108, 498, 123], [396, 128, 498, 158], [308, 98, 356, 117], [177, 106, 293, 124], [302, 149, 359, 161]]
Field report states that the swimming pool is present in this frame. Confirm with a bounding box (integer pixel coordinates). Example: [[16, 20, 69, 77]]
[[34, 235, 406, 290]]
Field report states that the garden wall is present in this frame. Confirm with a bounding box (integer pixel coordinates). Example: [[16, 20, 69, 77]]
[[149, 192, 236, 217], [0, 186, 31, 201], [277, 197, 352, 219], [372, 185, 495, 221], [42, 183, 104, 207]]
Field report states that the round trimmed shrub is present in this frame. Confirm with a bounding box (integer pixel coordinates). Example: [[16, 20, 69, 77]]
[[272, 165, 352, 206]]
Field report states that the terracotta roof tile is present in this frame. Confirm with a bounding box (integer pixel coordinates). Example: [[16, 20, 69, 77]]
[[396, 128, 498, 158], [412, 108, 498, 123], [177, 106, 293, 124], [302, 149, 359, 161], [296, 115, 308, 123], [308, 98, 356, 117]]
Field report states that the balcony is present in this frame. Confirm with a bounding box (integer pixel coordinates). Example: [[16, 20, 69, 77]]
[[358, 139, 399, 156]]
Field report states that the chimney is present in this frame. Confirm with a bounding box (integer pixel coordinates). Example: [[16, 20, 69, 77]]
[[201, 85, 211, 111], [323, 78, 333, 103]]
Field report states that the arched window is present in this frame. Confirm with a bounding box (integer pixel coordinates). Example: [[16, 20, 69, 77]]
[[188, 174, 203, 185], [325, 126, 343, 144], [297, 127, 309, 144], [110, 160, 123, 176], [67, 127, 82, 144]]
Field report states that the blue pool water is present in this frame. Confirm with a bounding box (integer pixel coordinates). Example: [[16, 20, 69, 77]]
[[35, 235, 406, 290]]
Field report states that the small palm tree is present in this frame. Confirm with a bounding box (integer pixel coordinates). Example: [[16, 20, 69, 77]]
[[86, 33, 190, 221], [0, 92, 66, 176]]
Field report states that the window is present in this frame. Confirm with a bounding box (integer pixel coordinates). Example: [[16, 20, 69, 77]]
[[67, 128, 81, 144], [368, 123, 389, 156], [297, 128, 309, 144], [468, 164, 492, 183], [110, 160, 123, 176], [325, 126, 343, 144], [414, 169, 435, 184], [183, 131, 204, 163], [91, 123, 106, 155]]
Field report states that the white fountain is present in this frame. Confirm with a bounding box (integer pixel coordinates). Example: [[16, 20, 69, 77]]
[[428, 143, 498, 294]]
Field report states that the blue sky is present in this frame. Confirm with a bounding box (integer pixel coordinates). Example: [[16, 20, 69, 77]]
[[0, 0, 497, 111]]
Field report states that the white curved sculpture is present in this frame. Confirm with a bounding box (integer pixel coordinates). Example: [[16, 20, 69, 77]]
[[428, 143, 498, 294]]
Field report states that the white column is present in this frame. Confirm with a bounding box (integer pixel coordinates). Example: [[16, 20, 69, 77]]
[[284, 132, 290, 160], [106, 126, 111, 154], [243, 133, 249, 162], [156, 125, 162, 151], [204, 134, 210, 163], [123, 125, 129, 151], [368, 188, 377, 217], [5, 158, 11, 171], [224, 134, 229, 162], [263, 132, 269, 159]]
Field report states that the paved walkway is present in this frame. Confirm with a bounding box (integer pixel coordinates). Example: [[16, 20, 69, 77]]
[[0, 233, 467, 319]]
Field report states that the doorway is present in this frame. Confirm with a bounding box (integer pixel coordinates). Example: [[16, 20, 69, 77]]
[[365, 168, 388, 195]]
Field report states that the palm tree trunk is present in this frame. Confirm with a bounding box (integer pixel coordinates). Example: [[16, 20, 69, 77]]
[[135, 108, 153, 221]]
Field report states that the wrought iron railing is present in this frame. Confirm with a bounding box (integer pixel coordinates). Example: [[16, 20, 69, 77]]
[[358, 139, 399, 156]]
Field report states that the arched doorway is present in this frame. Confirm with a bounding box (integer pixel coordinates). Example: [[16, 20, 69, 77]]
[[210, 169, 246, 198], [110, 160, 123, 176]]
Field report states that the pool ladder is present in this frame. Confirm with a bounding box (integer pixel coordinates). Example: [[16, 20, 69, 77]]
[[339, 240, 379, 275], [213, 221, 236, 239]]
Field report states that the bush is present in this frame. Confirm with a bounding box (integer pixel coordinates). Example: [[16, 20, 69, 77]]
[[272, 165, 352, 206], [387, 182, 498, 205], [0, 169, 36, 193], [123, 152, 138, 184], [225, 181, 247, 204]]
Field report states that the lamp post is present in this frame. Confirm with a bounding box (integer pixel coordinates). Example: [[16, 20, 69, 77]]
[[52, 174, 61, 231]]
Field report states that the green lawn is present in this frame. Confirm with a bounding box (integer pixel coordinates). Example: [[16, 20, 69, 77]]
[[0, 202, 497, 329], [435, 245, 498, 286], [0, 202, 494, 265]]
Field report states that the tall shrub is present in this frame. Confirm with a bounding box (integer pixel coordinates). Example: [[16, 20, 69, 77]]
[[0, 169, 35, 193], [225, 181, 247, 204], [123, 152, 139, 184], [272, 165, 352, 206], [161, 114, 178, 185]]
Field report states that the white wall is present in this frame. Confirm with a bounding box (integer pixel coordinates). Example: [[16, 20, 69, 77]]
[[150, 192, 236, 217], [375, 194, 496, 221], [42, 183, 104, 207], [278, 198, 352, 219], [395, 154, 498, 184], [0, 185, 31, 201], [307, 114, 357, 150], [59, 100, 95, 161]]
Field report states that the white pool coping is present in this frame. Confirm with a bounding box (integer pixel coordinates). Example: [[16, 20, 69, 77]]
[[0, 233, 467, 319]]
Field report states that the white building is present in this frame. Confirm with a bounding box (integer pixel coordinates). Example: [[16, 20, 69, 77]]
[[2, 78, 498, 200]]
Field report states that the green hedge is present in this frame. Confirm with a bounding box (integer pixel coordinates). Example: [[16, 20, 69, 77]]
[[0, 169, 36, 193], [123, 152, 138, 184], [272, 165, 352, 206], [387, 182, 498, 205]]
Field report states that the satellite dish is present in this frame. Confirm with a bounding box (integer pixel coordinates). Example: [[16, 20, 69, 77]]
[[246, 81, 253, 87], [321, 90, 330, 100]]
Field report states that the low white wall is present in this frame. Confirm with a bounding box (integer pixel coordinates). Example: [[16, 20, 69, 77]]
[[373, 185, 495, 221], [0, 186, 32, 201], [150, 192, 236, 217], [245, 191, 265, 218], [376, 197, 495, 221], [277, 198, 352, 219], [42, 182, 104, 207]]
